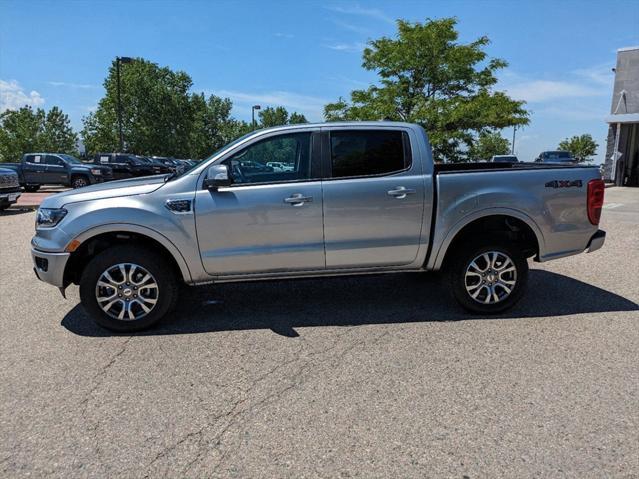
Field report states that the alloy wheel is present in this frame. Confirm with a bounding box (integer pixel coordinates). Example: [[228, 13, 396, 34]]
[[464, 251, 517, 304], [95, 263, 159, 321]]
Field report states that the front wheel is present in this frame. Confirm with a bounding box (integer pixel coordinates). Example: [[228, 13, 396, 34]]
[[448, 243, 528, 314], [79, 245, 178, 332], [71, 176, 89, 189]]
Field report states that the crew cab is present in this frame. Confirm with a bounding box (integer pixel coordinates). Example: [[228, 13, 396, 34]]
[[30, 122, 606, 332], [92, 153, 162, 179], [4, 153, 112, 191], [0, 167, 21, 210]]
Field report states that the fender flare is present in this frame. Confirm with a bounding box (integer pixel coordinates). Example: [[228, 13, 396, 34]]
[[429, 207, 546, 270], [72, 223, 193, 283]]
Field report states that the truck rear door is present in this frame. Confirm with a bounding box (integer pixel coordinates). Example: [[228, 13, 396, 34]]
[[320, 127, 426, 268]]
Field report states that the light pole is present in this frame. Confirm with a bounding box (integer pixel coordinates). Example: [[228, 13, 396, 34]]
[[251, 104, 261, 128], [511, 125, 517, 155], [115, 56, 133, 151]]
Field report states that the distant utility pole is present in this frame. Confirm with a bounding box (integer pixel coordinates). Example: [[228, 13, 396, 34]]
[[511, 125, 517, 155], [252, 104, 261, 128], [115, 56, 134, 151]]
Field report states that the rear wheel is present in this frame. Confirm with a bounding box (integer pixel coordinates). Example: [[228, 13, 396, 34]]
[[79, 245, 178, 332], [448, 243, 528, 314]]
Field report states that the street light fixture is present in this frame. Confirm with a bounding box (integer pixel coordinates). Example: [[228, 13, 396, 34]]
[[116, 56, 134, 152], [251, 104, 261, 128]]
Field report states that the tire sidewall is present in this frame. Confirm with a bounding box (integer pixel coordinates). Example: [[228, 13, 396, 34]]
[[449, 243, 528, 314], [79, 246, 177, 332]]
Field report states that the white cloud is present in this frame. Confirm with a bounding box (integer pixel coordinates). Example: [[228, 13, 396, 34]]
[[572, 63, 614, 87], [326, 4, 394, 24], [323, 41, 366, 53], [332, 19, 370, 35], [501, 79, 604, 103], [47, 81, 99, 89], [274, 32, 294, 39], [0, 79, 45, 112], [210, 89, 329, 121]]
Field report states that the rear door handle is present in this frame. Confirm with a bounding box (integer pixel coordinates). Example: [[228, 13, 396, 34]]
[[387, 186, 416, 199], [284, 193, 313, 206]]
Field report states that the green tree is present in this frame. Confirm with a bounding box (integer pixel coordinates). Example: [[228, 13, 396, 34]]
[[189, 93, 250, 159], [558, 134, 598, 162], [258, 106, 308, 128], [324, 18, 529, 162], [468, 131, 511, 161], [82, 58, 195, 157], [288, 112, 308, 124], [0, 106, 77, 161]]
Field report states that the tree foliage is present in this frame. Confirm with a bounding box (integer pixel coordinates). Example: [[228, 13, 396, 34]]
[[324, 18, 529, 162], [558, 134, 598, 162], [0, 106, 77, 161], [81, 57, 308, 158], [258, 106, 308, 128], [468, 131, 511, 161], [82, 58, 195, 156]]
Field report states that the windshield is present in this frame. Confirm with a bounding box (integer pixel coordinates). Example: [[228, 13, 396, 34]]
[[59, 154, 84, 164], [545, 151, 572, 160]]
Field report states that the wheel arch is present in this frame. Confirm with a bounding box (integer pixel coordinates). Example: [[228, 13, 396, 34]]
[[431, 209, 544, 271], [63, 224, 192, 287]]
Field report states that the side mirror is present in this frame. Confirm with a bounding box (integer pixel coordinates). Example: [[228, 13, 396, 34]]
[[204, 164, 232, 189]]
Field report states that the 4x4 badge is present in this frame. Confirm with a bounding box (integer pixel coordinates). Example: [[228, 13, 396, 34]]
[[545, 180, 583, 188]]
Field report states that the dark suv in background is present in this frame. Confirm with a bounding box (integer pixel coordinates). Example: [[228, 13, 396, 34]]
[[92, 153, 163, 179], [3, 153, 112, 191]]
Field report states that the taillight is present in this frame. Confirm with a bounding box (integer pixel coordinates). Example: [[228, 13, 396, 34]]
[[587, 179, 605, 225]]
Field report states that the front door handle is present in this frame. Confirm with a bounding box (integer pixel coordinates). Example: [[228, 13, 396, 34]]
[[387, 187, 416, 199], [284, 193, 313, 206]]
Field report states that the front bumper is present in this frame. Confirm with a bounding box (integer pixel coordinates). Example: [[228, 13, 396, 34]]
[[31, 248, 70, 288], [0, 188, 21, 205], [586, 229, 606, 253]]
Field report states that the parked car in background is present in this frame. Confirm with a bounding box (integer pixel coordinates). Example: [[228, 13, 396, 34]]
[[30, 122, 605, 332], [92, 153, 162, 180], [3, 153, 112, 191], [491, 155, 519, 163], [0, 167, 21, 210], [136, 156, 171, 174], [535, 151, 576, 165], [150, 156, 182, 173], [266, 161, 294, 172]]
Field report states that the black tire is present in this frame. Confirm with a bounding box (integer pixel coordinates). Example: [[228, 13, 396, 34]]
[[79, 245, 178, 332], [0, 204, 9, 211], [24, 185, 40, 192], [71, 175, 89, 189], [448, 242, 528, 314]]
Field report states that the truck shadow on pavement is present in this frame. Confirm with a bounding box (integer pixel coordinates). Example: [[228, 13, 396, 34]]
[[62, 269, 639, 338]]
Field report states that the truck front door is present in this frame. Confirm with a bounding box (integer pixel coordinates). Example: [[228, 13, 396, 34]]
[[320, 127, 426, 268], [44, 155, 68, 184], [195, 130, 325, 275]]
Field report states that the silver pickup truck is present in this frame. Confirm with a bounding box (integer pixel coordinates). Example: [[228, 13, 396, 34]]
[[31, 122, 606, 331]]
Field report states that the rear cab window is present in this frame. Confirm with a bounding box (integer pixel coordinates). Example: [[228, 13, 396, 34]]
[[328, 129, 410, 178]]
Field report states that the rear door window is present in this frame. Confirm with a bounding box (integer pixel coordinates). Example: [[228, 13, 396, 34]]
[[329, 130, 409, 178]]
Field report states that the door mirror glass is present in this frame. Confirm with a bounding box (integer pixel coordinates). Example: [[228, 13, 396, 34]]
[[205, 164, 232, 189]]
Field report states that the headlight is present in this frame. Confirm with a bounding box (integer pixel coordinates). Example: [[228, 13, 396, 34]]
[[90, 168, 102, 175], [36, 208, 67, 228]]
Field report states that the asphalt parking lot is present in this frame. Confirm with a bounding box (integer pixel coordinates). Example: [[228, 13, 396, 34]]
[[1, 188, 637, 478]]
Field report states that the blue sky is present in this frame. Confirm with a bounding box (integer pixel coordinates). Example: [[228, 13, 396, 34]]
[[1, 0, 638, 163]]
